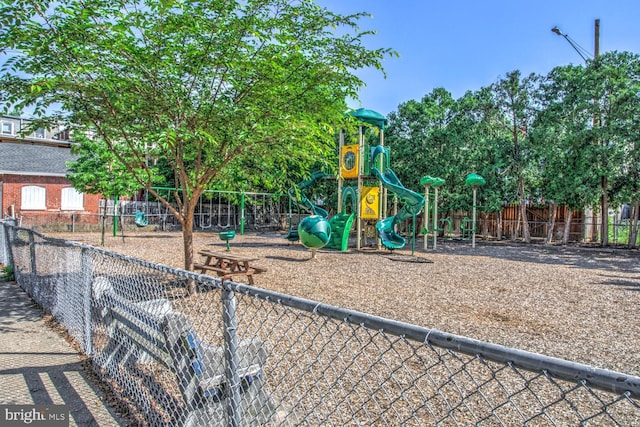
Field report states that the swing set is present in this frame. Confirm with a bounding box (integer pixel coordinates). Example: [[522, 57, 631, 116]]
[[135, 188, 288, 233]]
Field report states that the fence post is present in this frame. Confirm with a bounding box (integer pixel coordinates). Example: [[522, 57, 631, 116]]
[[0, 221, 7, 267], [222, 286, 241, 427], [2, 220, 16, 276], [240, 192, 245, 235], [81, 248, 94, 355], [28, 229, 37, 275]]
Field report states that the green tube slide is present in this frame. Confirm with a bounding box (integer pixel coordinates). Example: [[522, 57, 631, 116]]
[[370, 146, 424, 249], [287, 170, 329, 218]]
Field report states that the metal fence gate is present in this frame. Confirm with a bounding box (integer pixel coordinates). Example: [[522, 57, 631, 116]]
[[1, 220, 639, 425]]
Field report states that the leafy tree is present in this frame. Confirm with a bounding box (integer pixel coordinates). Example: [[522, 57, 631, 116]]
[[539, 52, 640, 246], [66, 135, 148, 200], [1, 0, 393, 288], [386, 87, 515, 237], [596, 52, 640, 247], [66, 134, 152, 243], [535, 64, 599, 244], [589, 51, 640, 246], [489, 71, 541, 243], [453, 88, 514, 239], [385, 88, 457, 211]]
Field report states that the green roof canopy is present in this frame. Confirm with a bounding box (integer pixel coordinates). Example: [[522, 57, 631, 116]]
[[419, 175, 434, 186], [465, 173, 486, 187], [348, 108, 388, 130]]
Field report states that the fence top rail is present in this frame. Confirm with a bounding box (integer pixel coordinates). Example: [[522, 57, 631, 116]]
[[4, 223, 219, 284], [5, 221, 640, 400], [225, 281, 640, 399], [151, 187, 287, 197]]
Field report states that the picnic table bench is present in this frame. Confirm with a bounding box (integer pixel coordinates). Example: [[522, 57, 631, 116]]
[[92, 278, 275, 425], [194, 250, 267, 285]]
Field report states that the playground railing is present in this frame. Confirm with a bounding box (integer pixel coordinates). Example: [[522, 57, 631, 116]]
[[2, 221, 639, 425]]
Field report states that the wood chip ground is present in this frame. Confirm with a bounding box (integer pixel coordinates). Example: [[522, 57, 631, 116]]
[[51, 230, 640, 377]]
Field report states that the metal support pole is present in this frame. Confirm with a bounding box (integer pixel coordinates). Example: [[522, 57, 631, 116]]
[[338, 130, 344, 213], [113, 196, 118, 237], [240, 192, 245, 235], [2, 218, 16, 269], [472, 188, 477, 249], [378, 131, 385, 251], [433, 187, 439, 250], [222, 287, 241, 427], [411, 214, 416, 256], [423, 187, 430, 250], [356, 126, 363, 250]]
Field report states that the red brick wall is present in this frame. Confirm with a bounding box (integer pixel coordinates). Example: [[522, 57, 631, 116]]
[[1, 174, 102, 229]]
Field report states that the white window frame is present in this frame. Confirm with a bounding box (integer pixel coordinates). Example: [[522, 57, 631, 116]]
[[61, 187, 84, 210], [21, 185, 46, 210], [1, 122, 13, 135], [34, 128, 45, 138]]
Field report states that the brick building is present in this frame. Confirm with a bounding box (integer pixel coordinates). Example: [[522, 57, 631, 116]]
[[0, 115, 102, 231]]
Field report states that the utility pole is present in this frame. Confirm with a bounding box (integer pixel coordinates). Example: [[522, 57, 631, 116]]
[[594, 19, 600, 57], [593, 19, 608, 246]]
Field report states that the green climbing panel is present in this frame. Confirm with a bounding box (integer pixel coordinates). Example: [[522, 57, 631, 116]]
[[325, 213, 355, 252]]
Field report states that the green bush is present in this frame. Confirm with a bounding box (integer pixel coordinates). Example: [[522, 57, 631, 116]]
[[1, 265, 14, 281]]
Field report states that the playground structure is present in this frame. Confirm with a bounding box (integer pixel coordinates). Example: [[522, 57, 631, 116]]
[[109, 110, 491, 250], [297, 215, 332, 258], [285, 108, 426, 253], [339, 108, 425, 251], [115, 108, 430, 253]]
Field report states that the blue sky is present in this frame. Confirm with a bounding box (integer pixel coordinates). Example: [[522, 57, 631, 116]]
[[319, 0, 640, 117], [3, 1, 638, 119]]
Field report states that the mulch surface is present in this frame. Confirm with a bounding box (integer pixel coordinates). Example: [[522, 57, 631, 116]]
[[51, 230, 640, 377]]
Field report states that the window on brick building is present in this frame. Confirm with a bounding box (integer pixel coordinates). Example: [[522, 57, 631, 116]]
[[21, 186, 46, 210], [61, 187, 84, 210]]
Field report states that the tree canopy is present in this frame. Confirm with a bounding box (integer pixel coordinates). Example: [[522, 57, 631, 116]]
[[1, 0, 394, 277], [385, 51, 640, 246]]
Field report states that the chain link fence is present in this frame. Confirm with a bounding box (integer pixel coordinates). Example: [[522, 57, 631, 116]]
[[2, 220, 639, 425]]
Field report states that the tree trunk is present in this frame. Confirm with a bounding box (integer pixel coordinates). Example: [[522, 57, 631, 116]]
[[482, 213, 489, 239], [497, 211, 503, 240], [562, 209, 573, 245], [601, 175, 609, 247], [518, 178, 530, 243], [182, 203, 197, 295], [628, 202, 639, 249], [591, 208, 598, 242], [546, 203, 557, 245]]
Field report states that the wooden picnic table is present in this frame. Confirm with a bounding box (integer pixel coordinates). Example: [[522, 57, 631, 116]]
[[195, 250, 266, 285]]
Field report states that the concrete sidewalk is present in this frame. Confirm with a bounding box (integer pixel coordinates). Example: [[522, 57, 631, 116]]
[[0, 280, 129, 426]]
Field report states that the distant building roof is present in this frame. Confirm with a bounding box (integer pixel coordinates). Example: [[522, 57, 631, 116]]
[[0, 115, 72, 144], [0, 142, 77, 177]]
